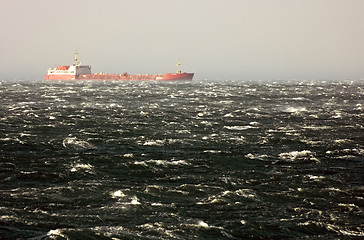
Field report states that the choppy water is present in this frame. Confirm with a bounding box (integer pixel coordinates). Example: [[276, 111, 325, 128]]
[[0, 79, 363, 239]]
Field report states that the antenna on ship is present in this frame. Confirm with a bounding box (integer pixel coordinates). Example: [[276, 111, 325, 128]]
[[73, 50, 79, 66], [176, 58, 182, 74]]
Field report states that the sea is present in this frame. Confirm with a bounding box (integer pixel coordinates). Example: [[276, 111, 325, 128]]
[[0, 79, 363, 239]]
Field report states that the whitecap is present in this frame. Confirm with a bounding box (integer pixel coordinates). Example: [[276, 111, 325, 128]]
[[63, 137, 94, 150], [111, 190, 125, 198], [1, 137, 25, 145], [151, 202, 163, 206], [245, 153, 255, 159], [140, 111, 148, 116], [224, 125, 254, 131], [169, 160, 190, 166], [279, 150, 319, 162], [333, 139, 353, 145], [337, 203, 361, 212], [201, 121, 213, 126], [146, 159, 190, 166], [234, 189, 258, 199], [130, 196, 141, 205], [339, 229, 364, 237], [133, 161, 147, 166], [1, 215, 20, 222], [245, 153, 268, 160], [331, 111, 343, 119], [223, 113, 234, 118], [198, 220, 209, 228], [204, 150, 222, 154], [305, 175, 325, 181], [143, 140, 165, 146], [300, 139, 322, 146], [47, 229, 67, 238], [355, 103, 362, 110], [285, 107, 307, 115], [326, 223, 364, 236], [123, 153, 134, 158], [70, 163, 95, 174]]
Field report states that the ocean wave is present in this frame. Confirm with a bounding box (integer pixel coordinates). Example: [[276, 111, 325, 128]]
[[62, 137, 95, 150], [279, 150, 320, 162], [69, 162, 95, 174]]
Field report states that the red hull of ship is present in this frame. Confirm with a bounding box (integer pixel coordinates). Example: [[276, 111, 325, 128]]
[[44, 74, 76, 80], [45, 73, 194, 81], [161, 73, 194, 81]]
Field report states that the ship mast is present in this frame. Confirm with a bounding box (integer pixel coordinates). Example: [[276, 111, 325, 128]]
[[73, 51, 79, 66], [176, 59, 182, 74]]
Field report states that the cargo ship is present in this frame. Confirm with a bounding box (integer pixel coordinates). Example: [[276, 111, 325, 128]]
[[45, 52, 194, 81]]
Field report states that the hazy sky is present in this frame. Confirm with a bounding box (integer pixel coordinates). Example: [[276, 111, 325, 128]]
[[0, 0, 363, 80]]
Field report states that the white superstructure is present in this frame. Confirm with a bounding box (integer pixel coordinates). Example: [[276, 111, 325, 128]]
[[45, 52, 91, 79]]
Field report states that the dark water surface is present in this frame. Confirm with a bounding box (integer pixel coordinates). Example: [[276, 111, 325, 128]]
[[0, 80, 363, 239]]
